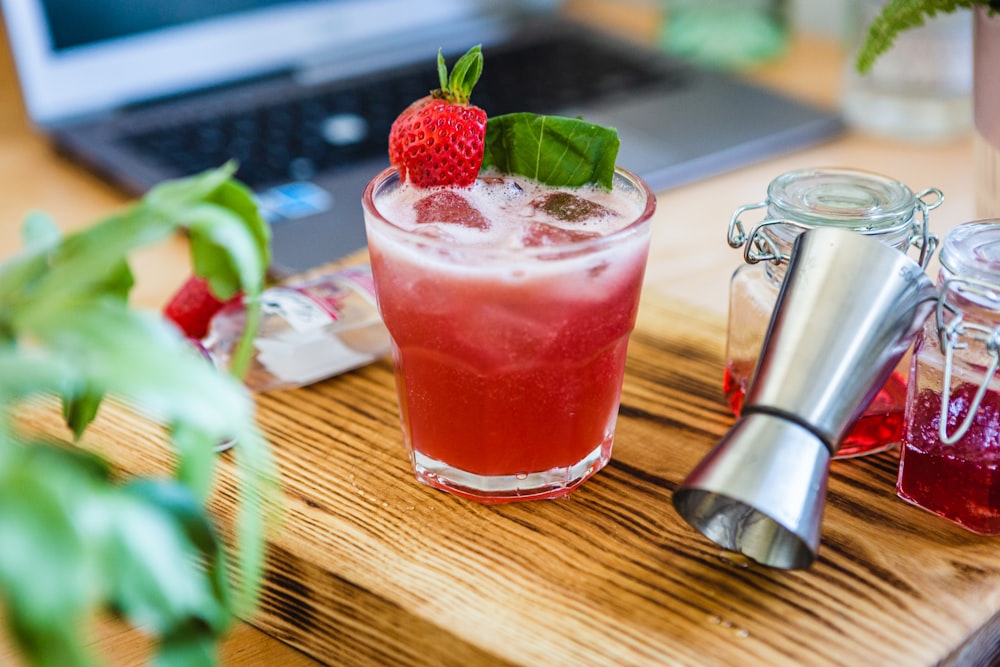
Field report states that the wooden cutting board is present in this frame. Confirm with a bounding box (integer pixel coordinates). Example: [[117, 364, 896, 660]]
[[23, 294, 1000, 666]]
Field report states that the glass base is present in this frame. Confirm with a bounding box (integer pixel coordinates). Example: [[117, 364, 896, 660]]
[[841, 84, 972, 143], [411, 441, 612, 504]]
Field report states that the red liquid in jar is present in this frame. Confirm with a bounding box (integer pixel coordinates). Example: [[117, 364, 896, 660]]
[[897, 383, 1000, 534], [723, 360, 907, 458]]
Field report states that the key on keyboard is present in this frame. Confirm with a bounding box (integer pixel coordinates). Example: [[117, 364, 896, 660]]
[[123, 30, 687, 189]]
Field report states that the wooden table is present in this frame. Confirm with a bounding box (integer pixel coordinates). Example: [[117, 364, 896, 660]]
[[1, 14, 992, 667]]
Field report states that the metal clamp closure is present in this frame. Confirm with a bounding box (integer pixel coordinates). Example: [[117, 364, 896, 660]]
[[742, 220, 811, 265], [911, 187, 944, 269], [935, 277, 1000, 444], [728, 200, 768, 249], [728, 202, 811, 265], [729, 187, 943, 268]]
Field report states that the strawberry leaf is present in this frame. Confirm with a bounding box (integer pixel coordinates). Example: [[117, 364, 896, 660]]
[[436, 45, 482, 104], [481, 112, 620, 189]]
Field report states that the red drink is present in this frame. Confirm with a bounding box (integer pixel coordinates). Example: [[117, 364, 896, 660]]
[[363, 167, 655, 502], [898, 382, 1000, 534]]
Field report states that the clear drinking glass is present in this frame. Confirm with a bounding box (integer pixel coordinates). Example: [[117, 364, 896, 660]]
[[362, 166, 655, 503]]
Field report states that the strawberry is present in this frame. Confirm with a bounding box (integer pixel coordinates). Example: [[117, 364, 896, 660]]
[[163, 275, 241, 339], [388, 45, 487, 188]]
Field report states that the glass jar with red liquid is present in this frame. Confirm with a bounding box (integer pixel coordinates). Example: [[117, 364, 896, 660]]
[[726, 167, 942, 458], [898, 220, 1000, 534]]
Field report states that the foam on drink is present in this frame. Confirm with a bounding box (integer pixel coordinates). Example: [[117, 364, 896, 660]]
[[367, 169, 652, 294], [376, 169, 647, 249]]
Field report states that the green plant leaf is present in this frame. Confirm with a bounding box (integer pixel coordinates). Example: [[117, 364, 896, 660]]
[[0, 443, 111, 667], [122, 479, 231, 632], [0, 347, 76, 402], [169, 421, 223, 503], [855, 0, 977, 73], [26, 302, 253, 438], [186, 203, 266, 301], [178, 176, 270, 380], [481, 112, 620, 189], [143, 162, 239, 216], [153, 626, 219, 667], [101, 488, 230, 636], [62, 383, 105, 441], [0, 164, 278, 666], [226, 426, 281, 615], [21, 211, 61, 249]]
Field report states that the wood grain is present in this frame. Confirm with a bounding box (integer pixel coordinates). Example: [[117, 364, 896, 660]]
[[15, 294, 1000, 667], [0, 9, 990, 665]]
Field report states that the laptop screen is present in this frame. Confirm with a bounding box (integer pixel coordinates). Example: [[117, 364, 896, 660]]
[[3, 0, 494, 125], [40, 0, 308, 52]]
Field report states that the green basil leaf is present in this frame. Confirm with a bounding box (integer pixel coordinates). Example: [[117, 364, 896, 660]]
[[9, 210, 171, 325], [99, 260, 137, 303], [481, 112, 620, 189], [0, 470, 91, 621], [160, 173, 270, 302]]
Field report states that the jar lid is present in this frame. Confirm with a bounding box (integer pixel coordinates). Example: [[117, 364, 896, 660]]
[[767, 167, 917, 233], [939, 219, 1000, 284]]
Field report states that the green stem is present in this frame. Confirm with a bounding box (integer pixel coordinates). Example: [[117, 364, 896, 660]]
[[229, 296, 261, 381]]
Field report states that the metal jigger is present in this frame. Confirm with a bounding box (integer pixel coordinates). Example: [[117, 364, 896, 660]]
[[673, 227, 938, 569]]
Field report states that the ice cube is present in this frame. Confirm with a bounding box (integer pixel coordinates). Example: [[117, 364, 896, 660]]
[[530, 192, 614, 222], [415, 190, 489, 230], [521, 221, 601, 247], [476, 176, 524, 202]]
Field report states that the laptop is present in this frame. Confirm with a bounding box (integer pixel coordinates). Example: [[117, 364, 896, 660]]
[[1, 0, 843, 277]]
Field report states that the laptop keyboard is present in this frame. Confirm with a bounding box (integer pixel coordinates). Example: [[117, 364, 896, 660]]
[[123, 30, 687, 190]]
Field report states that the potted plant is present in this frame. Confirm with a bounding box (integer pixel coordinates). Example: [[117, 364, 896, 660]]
[[0, 163, 279, 666], [857, 0, 1000, 216]]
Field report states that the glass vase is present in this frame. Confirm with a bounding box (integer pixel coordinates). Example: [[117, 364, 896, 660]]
[[975, 6, 1000, 217]]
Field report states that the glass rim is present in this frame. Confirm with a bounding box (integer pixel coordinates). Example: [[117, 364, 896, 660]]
[[940, 218, 1000, 286], [362, 165, 656, 261]]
